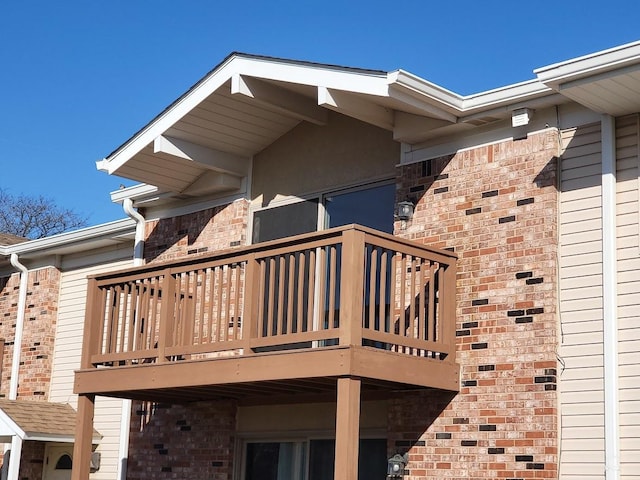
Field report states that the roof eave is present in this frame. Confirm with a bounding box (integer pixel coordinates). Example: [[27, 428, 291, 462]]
[[0, 218, 136, 259], [535, 39, 640, 87]]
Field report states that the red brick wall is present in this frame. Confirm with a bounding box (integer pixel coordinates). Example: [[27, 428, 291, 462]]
[[143, 200, 249, 263], [391, 130, 559, 479], [0, 266, 60, 400], [128, 131, 558, 479], [127, 400, 237, 480]]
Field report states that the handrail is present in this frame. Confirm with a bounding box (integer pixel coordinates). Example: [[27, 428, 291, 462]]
[[83, 225, 457, 368]]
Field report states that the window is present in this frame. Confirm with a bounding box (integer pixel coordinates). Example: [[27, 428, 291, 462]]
[[251, 180, 395, 245], [324, 182, 395, 233], [242, 438, 387, 480], [252, 200, 319, 243], [55, 454, 73, 470]]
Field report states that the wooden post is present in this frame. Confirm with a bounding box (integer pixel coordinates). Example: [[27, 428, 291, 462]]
[[71, 394, 95, 480], [442, 260, 457, 360], [157, 268, 175, 363], [338, 228, 365, 346], [334, 376, 361, 480]]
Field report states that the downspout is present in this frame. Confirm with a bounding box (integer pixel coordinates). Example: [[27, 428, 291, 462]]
[[123, 198, 145, 267], [7, 254, 28, 480], [601, 114, 620, 480], [8, 254, 28, 400], [118, 198, 146, 480]]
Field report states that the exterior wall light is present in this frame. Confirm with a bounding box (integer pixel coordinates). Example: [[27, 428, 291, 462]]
[[387, 453, 408, 478], [395, 201, 414, 222], [512, 107, 534, 127]]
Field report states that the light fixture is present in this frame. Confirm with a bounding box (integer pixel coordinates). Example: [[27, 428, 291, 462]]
[[511, 108, 534, 127], [387, 453, 408, 478], [395, 201, 414, 222]]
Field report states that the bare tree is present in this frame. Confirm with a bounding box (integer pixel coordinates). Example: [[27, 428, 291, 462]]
[[0, 189, 88, 239]]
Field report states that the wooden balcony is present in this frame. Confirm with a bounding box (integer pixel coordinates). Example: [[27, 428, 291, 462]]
[[74, 224, 459, 404]]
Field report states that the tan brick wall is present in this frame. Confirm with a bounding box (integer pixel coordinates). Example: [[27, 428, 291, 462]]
[[391, 130, 559, 479], [0, 266, 60, 400], [127, 400, 237, 480], [143, 200, 249, 263]]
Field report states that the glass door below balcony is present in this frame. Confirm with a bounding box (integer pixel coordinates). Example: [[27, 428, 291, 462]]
[[243, 438, 387, 480]]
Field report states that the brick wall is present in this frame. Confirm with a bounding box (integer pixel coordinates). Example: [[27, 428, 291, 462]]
[[144, 199, 249, 263], [19, 441, 45, 480], [127, 131, 559, 479], [391, 130, 559, 479], [127, 400, 237, 480], [128, 199, 248, 479], [0, 266, 60, 400]]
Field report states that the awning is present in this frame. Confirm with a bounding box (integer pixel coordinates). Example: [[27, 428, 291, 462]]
[[0, 400, 101, 443]]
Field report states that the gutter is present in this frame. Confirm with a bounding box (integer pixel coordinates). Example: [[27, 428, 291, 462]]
[[601, 115, 620, 480]]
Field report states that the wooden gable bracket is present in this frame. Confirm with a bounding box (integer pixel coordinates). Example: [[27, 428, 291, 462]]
[[153, 135, 250, 178], [317, 86, 394, 131], [231, 73, 328, 126]]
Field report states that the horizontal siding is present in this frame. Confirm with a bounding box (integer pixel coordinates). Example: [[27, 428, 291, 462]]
[[50, 256, 132, 480], [616, 114, 640, 478], [559, 122, 605, 478]]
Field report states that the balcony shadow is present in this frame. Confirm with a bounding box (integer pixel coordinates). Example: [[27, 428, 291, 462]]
[[388, 389, 456, 458], [143, 203, 235, 263]]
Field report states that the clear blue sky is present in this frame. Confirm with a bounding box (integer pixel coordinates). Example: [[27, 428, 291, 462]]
[[1, 1, 639, 225]]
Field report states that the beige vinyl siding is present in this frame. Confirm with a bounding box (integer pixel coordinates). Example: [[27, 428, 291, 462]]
[[49, 250, 132, 480], [559, 122, 605, 479], [615, 114, 640, 479]]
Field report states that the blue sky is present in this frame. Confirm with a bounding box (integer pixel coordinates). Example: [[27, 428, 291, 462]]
[[1, 1, 639, 225]]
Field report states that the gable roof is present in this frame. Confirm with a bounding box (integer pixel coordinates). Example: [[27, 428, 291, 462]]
[[0, 233, 27, 247], [0, 400, 101, 443], [95, 53, 557, 200], [97, 42, 640, 202]]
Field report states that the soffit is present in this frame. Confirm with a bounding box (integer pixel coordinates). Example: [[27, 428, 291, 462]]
[[536, 40, 640, 116]]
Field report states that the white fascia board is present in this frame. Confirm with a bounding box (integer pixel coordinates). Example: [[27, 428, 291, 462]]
[[99, 55, 242, 175], [461, 79, 553, 112], [388, 70, 463, 110], [23, 433, 76, 443], [232, 56, 390, 96], [535, 40, 640, 87], [388, 71, 462, 121], [388, 70, 553, 118], [109, 183, 164, 204], [0, 219, 136, 258], [0, 411, 24, 439]]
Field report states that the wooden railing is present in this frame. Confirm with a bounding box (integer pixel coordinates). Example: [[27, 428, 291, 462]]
[[83, 225, 457, 369]]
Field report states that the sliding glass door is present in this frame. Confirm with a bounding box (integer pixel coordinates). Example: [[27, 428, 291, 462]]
[[243, 439, 387, 480]]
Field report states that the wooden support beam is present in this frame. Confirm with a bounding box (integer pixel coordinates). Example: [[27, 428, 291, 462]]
[[318, 86, 394, 130], [71, 394, 95, 480], [231, 74, 328, 125], [334, 376, 361, 480], [153, 135, 250, 177]]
